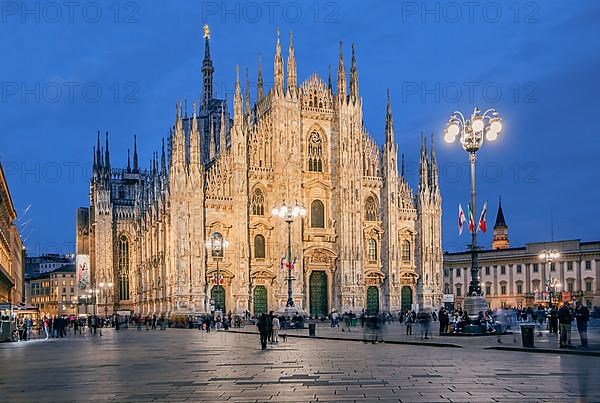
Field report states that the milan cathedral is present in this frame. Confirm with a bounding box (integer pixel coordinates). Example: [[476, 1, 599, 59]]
[[76, 26, 443, 317]]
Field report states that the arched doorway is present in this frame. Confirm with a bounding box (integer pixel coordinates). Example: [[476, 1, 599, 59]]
[[309, 271, 328, 317], [401, 286, 412, 312], [211, 285, 226, 311], [366, 286, 379, 315], [253, 286, 267, 316]]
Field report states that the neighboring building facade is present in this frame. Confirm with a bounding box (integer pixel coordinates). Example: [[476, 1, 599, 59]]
[[0, 161, 24, 306], [444, 203, 600, 309], [25, 264, 77, 317], [77, 27, 443, 317], [25, 254, 75, 276]]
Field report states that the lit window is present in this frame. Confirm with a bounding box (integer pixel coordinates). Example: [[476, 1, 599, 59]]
[[118, 234, 130, 300], [456, 286, 462, 297], [402, 240, 411, 262], [367, 239, 377, 261], [311, 200, 325, 228], [254, 235, 265, 259], [501, 285, 507, 295], [586, 281, 592, 292], [517, 284, 523, 294]]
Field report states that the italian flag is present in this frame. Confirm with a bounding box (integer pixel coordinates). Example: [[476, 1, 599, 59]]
[[458, 204, 466, 235], [478, 201, 488, 233], [468, 203, 475, 234]]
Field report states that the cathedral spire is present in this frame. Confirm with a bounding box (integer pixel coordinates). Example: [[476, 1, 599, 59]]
[[384, 89, 394, 144], [337, 41, 347, 100], [244, 67, 251, 115], [173, 101, 185, 166], [219, 106, 227, 154], [133, 134, 139, 172], [127, 149, 131, 173], [190, 102, 200, 165], [257, 52, 264, 100], [161, 137, 167, 175], [287, 31, 297, 93], [349, 43, 359, 101], [209, 116, 216, 160], [274, 28, 284, 94], [234, 65, 243, 121], [202, 24, 214, 108], [429, 133, 439, 192], [418, 133, 429, 193], [492, 197, 509, 249], [104, 131, 110, 174], [327, 64, 332, 90], [96, 130, 102, 170]]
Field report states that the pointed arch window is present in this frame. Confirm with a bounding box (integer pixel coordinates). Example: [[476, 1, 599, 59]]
[[365, 196, 378, 221], [311, 200, 325, 228], [251, 188, 265, 216], [254, 234, 265, 259], [118, 234, 130, 300], [402, 240, 411, 262], [367, 239, 377, 262], [307, 131, 323, 172]]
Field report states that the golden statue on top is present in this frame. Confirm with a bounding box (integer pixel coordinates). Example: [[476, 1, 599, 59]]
[[203, 24, 210, 39]]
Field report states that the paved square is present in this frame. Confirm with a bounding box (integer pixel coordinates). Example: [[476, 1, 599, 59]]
[[1, 328, 599, 402]]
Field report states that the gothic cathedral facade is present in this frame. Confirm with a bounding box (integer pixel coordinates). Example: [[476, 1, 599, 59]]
[[77, 28, 443, 317]]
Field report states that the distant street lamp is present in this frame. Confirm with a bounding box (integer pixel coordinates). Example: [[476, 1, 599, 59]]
[[272, 202, 306, 307], [99, 281, 113, 318], [445, 107, 502, 318], [205, 232, 229, 312]]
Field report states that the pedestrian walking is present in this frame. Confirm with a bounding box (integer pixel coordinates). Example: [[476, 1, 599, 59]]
[[574, 301, 590, 348], [272, 316, 280, 343], [417, 309, 432, 340], [558, 302, 573, 348], [257, 313, 269, 350], [405, 311, 414, 335]]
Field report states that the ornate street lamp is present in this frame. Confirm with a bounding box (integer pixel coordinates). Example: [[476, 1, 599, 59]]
[[205, 232, 229, 312], [272, 202, 306, 308], [445, 108, 502, 319], [99, 281, 113, 318], [539, 249, 561, 305]]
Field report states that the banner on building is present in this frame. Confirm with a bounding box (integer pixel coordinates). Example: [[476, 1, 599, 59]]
[[442, 294, 455, 303], [77, 254, 90, 289]]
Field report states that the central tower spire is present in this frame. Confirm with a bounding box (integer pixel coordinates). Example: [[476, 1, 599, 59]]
[[202, 24, 214, 108]]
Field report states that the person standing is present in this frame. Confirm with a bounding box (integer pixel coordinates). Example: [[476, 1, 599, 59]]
[[257, 313, 269, 350], [438, 308, 449, 335], [548, 305, 559, 334], [557, 302, 573, 348], [271, 316, 280, 344], [43, 316, 49, 340], [574, 301, 590, 348], [267, 311, 274, 343]]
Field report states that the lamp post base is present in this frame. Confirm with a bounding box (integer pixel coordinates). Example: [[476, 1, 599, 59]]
[[463, 295, 488, 318]]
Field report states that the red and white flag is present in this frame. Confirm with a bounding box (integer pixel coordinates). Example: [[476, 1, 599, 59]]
[[478, 201, 488, 233], [458, 204, 466, 235]]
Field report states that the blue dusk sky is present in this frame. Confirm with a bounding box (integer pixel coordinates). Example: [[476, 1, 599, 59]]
[[1, 0, 599, 256]]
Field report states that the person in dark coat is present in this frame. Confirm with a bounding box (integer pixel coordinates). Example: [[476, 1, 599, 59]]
[[574, 301, 590, 348], [557, 302, 573, 348], [548, 305, 558, 334], [438, 307, 449, 335], [257, 313, 269, 349]]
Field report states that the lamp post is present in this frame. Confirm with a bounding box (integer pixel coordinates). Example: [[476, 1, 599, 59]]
[[205, 232, 229, 312], [445, 107, 503, 319], [539, 249, 560, 306], [86, 285, 99, 316], [99, 281, 113, 318], [272, 202, 306, 308]]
